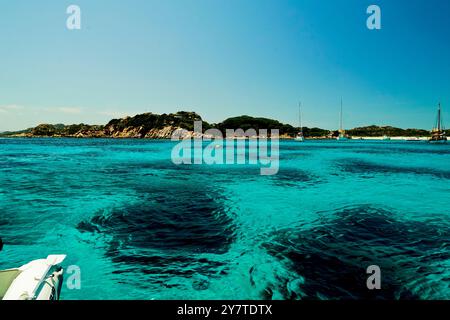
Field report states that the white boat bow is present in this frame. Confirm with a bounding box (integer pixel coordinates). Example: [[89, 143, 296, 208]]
[[1, 255, 66, 300]]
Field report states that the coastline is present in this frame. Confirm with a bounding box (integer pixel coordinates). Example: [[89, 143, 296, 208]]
[[0, 111, 435, 140], [350, 136, 430, 141], [0, 134, 433, 141]]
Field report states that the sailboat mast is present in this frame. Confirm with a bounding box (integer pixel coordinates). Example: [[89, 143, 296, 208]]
[[430, 102, 447, 142], [299, 101, 303, 134], [438, 103, 441, 132], [340, 98, 343, 131]]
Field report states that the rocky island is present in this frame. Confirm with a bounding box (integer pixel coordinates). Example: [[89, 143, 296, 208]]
[[0, 111, 432, 139]]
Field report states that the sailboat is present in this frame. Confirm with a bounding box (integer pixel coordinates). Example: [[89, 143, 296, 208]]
[[429, 103, 447, 143], [295, 101, 305, 142], [337, 98, 349, 141]]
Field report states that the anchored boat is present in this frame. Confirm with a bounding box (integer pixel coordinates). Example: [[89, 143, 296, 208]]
[[337, 98, 349, 141], [295, 101, 305, 142], [429, 103, 447, 143], [0, 255, 66, 300]]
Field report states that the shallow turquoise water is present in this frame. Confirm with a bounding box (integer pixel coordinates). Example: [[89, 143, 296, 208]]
[[0, 138, 449, 299]]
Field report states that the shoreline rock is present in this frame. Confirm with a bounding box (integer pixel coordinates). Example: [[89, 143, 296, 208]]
[[0, 111, 433, 139]]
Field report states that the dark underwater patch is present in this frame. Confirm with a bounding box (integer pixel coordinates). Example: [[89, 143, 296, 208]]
[[269, 168, 318, 187], [279, 151, 312, 160], [77, 183, 236, 283], [137, 159, 267, 184], [0, 160, 35, 169], [339, 159, 450, 179], [391, 146, 450, 155], [0, 214, 45, 245], [98, 158, 320, 191], [347, 146, 450, 156], [262, 205, 450, 299]]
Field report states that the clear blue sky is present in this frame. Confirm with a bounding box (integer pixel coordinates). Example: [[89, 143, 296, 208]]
[[0, 0, 449, 131]]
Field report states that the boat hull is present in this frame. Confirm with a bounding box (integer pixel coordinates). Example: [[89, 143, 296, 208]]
[[428, 139, 447, 144], [1, 255, 66, 300]]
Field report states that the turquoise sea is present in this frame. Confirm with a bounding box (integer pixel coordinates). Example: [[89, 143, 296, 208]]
[[0, 138, 449, 300]]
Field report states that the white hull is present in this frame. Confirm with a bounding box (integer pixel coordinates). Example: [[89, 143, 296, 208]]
[[1, 255, 66, 300]]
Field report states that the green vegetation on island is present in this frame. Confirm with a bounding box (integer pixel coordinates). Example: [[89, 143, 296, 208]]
[[346, 125, 430, 137], [0, 112, 433, 139], [30, 123, 105, 137]]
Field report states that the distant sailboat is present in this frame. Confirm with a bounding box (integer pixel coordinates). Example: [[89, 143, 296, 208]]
[[429, 103, 447, 143], [337, 98, 349, 141], [295, 101, 305, 142]]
